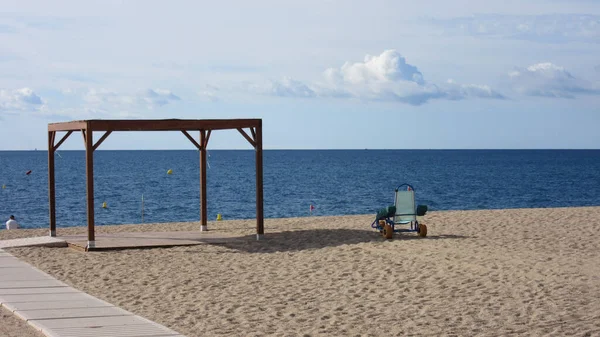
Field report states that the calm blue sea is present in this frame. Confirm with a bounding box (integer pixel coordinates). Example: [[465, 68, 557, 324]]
[[1, 150, 599, 229]]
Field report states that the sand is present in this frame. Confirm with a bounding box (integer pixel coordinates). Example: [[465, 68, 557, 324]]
[[2, 207, 600, 336], [1, 306, 44, 337]]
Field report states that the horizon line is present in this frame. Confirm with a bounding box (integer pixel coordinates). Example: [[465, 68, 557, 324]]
[[1, 148, 599, 151]]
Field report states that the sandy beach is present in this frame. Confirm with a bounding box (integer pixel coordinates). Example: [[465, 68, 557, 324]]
[[2, 207, 600, 336]]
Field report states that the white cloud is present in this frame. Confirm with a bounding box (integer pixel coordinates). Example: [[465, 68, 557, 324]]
[[0, 87, 44, 113], [39, 107, 144, 120], [266, 77, 316, 98], [443, 80, 506, 100], [142, 89, 180, 108], [431, 14, 600, 43], [29, 87, 182, 120], [15, 88, 43, 104], [197, 84, 220, 102], [84, 88, 181, 109], [199, 91, 219, 102], [84, 88, 136, 105], [509, 62, 600, 98], [257, 50, 504, 105], [326, 50, 425, 85]]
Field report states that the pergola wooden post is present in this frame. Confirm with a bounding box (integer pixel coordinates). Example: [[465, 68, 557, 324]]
[[200, 130, 208, 231], [255, 121, 264, 238], [84, 124, 96, 246], [48, 119, 264, 249], [48, 131, 56, 237]]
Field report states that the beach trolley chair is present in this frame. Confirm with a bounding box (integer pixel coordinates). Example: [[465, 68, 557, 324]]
[[371, 183, 428, 239]]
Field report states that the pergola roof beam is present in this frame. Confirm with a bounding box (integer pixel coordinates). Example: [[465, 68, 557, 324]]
[[49, 119, 261, 132], [48, 121, 87, 132]]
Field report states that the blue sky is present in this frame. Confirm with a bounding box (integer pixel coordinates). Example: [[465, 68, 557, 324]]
[[0, 0, 599, 150]]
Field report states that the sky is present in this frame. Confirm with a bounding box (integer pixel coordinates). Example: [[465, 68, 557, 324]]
[[0, 0, 599, 150]]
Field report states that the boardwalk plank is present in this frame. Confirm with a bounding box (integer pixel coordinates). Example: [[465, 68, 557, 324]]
[[3, 299, 113, 312], [40, 324, 183, 337], [0, 287, 77, 295], [0, 279, 68, 289], [15, 306, 132, 320]]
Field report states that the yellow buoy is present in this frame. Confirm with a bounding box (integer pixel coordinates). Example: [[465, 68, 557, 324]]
[[167, 169, 173, 175], [1, 184, 5, 189], [102, 202, 107, 209], [216, 213, 222, 221]]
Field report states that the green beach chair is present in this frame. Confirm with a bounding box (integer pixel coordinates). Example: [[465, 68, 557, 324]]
[[371, 183, 428, 238], [394, 183, 428, 235]]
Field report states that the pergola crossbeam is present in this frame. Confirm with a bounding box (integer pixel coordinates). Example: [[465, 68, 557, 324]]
[[53, 131, 72, 151], [204, 130, 211, 148], [237, 128, 256, 148], [181, 130, 201, 150], [93, 131, 112, 151]]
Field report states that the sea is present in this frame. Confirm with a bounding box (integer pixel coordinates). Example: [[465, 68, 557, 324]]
[[1, 150, 599, 229]]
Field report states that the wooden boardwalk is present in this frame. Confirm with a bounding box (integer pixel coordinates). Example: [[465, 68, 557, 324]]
[[0, 237, 67, 249], [0, 249, 185, 337], [59, 231, 241, 251]]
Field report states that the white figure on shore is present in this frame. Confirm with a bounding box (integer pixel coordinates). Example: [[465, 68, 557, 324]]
[[5, 215, 19, 230]]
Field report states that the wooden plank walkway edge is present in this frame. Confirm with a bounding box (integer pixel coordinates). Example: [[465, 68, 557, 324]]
[[0, 249, 186, 337], [0, 237, 68, 249]]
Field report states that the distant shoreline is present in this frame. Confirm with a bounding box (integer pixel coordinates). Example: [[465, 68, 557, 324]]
[[3, 205, 600, 231]]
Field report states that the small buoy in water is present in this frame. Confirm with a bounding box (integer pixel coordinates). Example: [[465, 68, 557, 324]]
[[167, 169, 173, 175], [1, 184, 5, 189], [26, 170, 32, 175], [216, 213, 222, 221], [102, 202, 107, 208]]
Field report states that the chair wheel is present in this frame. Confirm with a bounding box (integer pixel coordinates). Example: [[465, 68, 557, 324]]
[[383, 223, 393, 239], [418, 224, 427, 237]]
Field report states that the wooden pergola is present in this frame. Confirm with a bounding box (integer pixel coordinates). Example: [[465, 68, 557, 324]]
[[47, 119, 264, 249]]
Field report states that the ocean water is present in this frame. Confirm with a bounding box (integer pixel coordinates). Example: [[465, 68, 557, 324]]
[[0, 150, 599, 229]]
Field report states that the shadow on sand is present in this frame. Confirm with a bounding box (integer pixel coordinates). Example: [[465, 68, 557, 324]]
[[210, 228, 470, 253]]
